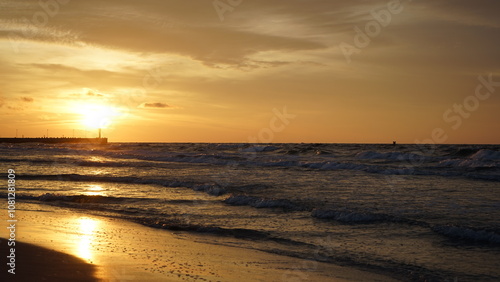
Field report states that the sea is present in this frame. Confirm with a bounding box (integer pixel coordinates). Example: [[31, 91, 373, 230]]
[[1, 142, 499, 281]]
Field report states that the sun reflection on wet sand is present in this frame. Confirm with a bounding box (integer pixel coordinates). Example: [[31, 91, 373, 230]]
[[76, 217, 99, 262]]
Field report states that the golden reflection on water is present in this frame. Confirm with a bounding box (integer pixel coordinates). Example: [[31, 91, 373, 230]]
[[84, 184, 105, 196], [88, 156, 106, 162], [90, 169, 105, 175], [76, 217, 99, 262]]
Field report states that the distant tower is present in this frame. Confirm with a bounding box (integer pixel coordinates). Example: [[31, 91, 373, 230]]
[[98, 128, 102, 138], [393, 141, 397, 145]]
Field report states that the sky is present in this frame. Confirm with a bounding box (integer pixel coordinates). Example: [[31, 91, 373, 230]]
[[0, 0, 499, 143]]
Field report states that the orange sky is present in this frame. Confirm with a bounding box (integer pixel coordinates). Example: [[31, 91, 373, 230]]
[[1, 0, 499, 143]]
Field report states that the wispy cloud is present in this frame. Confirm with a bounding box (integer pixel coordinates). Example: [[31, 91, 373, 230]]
[[20, 96, 33, 102], [140, 102, 171, 109], [85, 89, 104, 97]]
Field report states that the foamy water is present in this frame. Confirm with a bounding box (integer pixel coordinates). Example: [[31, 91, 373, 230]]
[[1, 143, 499, 281]]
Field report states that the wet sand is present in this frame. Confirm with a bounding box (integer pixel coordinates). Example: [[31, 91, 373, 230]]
[[0, 203, 396, 281], [0, 240, 98, 281]]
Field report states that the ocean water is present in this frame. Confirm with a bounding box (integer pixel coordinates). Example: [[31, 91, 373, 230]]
[[1, 143, 499, 281]]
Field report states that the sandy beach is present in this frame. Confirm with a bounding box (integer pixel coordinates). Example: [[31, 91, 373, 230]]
[[0, 240, 98, 281], [0, 202, 396, 281]]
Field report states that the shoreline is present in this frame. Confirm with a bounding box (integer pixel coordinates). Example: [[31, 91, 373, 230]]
[[0, 202, 397, 281]]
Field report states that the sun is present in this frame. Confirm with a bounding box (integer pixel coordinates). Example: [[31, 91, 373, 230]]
[[78, 103, 120, 129]]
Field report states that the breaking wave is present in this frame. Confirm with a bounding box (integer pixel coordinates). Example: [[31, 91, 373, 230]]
[[311, 209, 402, 224], [223, 195, 302, 210], [432, 225, 500, 245]]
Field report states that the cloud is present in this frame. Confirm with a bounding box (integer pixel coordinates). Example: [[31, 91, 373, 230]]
[[3, 0, 499, 71], [140, 102, 171, 109], [1, 0, 499, 143], [414, 0, 500, 28], [86, 90, 104, 97], [21, 96, 33, 102], [0, 0, 327, 69], [7, 105, 22, 110]]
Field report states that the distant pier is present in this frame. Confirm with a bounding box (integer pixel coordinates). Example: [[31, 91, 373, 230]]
[[0, 137, 108, 144]]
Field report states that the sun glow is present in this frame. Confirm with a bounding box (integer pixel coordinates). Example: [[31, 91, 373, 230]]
[[78, 103, 120, 129]]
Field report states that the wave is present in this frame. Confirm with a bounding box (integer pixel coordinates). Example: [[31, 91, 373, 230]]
[[463, 173, 500, 181], [192, 184, 227, 196], [23, 192, 500, 246], [448, 147, 481, 158], [6, 146, 498, 183], [437, 159, 498, 169], [432, 225, 500, 245], [0, 158, 51, 163], [223, 195, 303, 210], [470, 149, 500, 161], [355, 151, 429, 162], [312, 207, 500, 245], [265, 160, 300, 167], [13, 193, 132, 204], [138, 217, 306, 244], [312, 209, 397, 224], [315, 150, 333, 155], [436, 149, 500, 172], [301, 161, 366, 170], [19, 174, 228, 196], [18, 173, 284, 196], [6, 192, 310, 247], [310, 207, 435, 228], [92, 150, 499, 182], [213, 143, 245, 151], [240, 145, 280, 153], [125, 153, 248, 167], [277, 148, 333, 156]]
